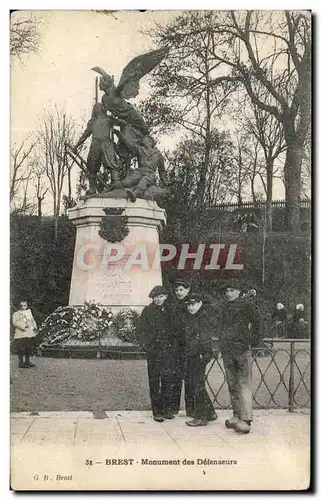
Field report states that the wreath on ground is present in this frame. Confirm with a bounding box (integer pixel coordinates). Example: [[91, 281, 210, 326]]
[[112, 308, 139, 344], [39, 301, 113, 346]]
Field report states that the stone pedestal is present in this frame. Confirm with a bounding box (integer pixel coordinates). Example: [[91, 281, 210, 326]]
[[68, 197, 166, 312]]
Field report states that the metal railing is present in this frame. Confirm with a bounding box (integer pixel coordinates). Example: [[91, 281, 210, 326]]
[[38, 336, 311, 412], [205, 339, 310, 412], [212, 199, 311, 212]]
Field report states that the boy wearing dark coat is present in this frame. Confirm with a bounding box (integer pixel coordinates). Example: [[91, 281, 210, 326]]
[[167, 279, 192, 416], [219, 280, 263, 434], [183, 293, 217, 427], [136, 286, 174, 422]]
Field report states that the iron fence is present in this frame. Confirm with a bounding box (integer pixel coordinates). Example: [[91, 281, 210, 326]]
[[213, 199, 311, 212], [206, 339, 311, 412], [39, 337, 311, 412]]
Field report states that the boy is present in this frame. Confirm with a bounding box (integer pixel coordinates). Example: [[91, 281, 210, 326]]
[[168, 279, 191, 416], [219, 280, 263, 434], [184, 293, 217, 427], [136, 286, 174, 422], [12, 301, 38, 368]]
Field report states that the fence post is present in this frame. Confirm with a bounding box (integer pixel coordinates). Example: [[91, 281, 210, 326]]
[[288, 341, 295, 412], [97, 329, 101, 359]]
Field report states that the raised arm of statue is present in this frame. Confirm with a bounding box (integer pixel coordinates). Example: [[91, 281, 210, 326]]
[[74, 119, 93, 150]]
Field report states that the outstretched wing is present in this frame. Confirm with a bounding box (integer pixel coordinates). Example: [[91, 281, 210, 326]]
[[117, 47, 169, 99]]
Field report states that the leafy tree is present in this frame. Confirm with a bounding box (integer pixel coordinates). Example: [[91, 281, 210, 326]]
[[141, 11, 239, 208], [164, 129, 236, 218]]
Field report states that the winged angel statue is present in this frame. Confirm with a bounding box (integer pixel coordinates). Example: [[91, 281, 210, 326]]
[[71, 47, 169, 197]]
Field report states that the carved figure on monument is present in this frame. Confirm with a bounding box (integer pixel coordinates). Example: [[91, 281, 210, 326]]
[[72, 103, 122, 194], [112, 130, 167, 202], [91, 47, 168, 173]]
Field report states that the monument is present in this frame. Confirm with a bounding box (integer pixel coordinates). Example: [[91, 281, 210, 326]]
[[39, 47, 170, 353], [68, 46, 169, 311]]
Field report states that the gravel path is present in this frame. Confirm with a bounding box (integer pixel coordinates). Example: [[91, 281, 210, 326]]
[[10, 346, 310, 412]]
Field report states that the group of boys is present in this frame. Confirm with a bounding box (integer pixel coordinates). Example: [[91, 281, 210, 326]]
[[136, 278, 263, 434]]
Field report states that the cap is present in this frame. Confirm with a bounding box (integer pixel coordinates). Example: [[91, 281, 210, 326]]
[[149, 285, 168, 298], [185, 292, 203, 304], [174, 279, 190, 289], [220, 278, 242, 292]]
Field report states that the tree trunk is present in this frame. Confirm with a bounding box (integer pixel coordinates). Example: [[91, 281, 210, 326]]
[[37, 197, 42, 217], [266, 158, 273, 231], [284, 143, 303, 232], [67, 166, 72, 202], [196, 44, 211, 210], [250, 175, 258, 206]]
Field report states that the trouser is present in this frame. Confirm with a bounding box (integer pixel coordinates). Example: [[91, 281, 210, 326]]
[[147, 351, 174, 416], [87, 141, 121, 191], [185, 354, 216, 420], [222, 349, 253, 421], [169, 348, 194, 414]]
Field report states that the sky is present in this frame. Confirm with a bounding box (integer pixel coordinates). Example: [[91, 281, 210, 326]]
[[10, 9, 290, 214], [11, 10, 178, 144], [11, 10, 183, 213]]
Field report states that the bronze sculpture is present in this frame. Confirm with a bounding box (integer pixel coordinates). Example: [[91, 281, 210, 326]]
[[73, 103, 122, 194], [73, 47, 169, 199]]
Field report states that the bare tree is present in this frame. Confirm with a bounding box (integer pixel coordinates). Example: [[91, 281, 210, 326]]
[[10, 13, 41, 60], [30, 160, 49, 217], [207, 10, 311, 231], [10, 138, 37, 213], [38, 106, 76, 240]]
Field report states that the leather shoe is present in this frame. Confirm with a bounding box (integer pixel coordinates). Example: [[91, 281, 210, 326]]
[[207, 413, 218, 422], [186, 418, 208, 427], [225, 416, 240, 429], [234, 420, 251, 434], [163, 413, 175, 419], [153, 416, 164, 423]]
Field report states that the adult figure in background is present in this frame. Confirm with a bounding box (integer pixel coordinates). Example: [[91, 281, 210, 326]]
[[184, 293, 217, 427], [292, 303, 308, 339], [12, 301, 38, 368], [168, 279, 192, 416], [272, 303, 287, 338], [136, 286, 174, 422], [219, 280, 263, 434], [244, 286, 271, 353]]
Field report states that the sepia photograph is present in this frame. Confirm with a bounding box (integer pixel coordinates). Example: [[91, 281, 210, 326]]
[[10, 9, 311, 491]]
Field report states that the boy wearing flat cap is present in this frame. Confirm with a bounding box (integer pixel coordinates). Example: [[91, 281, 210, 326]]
[[136, 285, 174, 422], [184, 293, 217, 427], [219, 279, 263, 434], [168, 279, 192, 416]]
